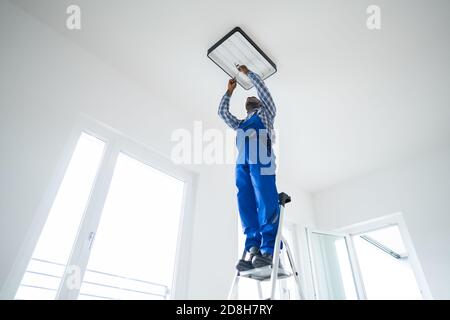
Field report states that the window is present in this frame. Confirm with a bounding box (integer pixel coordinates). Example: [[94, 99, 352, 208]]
[[15, 133, 105, 300], [311, 213, 432, 300], [352, 225, 423, 299], [78, 152, 184, 300], [307, 230, 358, 300], [14, 121, 193, 300]]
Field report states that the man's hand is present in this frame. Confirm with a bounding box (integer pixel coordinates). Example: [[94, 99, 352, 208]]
[[237, 65, 249, 75], [227, 78, 237, 96]]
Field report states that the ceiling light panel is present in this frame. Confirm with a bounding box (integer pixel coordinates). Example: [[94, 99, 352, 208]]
[[208, 27, 277, 90]]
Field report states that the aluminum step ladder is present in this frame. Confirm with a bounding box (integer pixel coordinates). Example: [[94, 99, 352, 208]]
[[228, 192, 305, 300]]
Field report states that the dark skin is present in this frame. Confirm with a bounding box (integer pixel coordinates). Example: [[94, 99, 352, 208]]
[[226, 65, 261, 113]]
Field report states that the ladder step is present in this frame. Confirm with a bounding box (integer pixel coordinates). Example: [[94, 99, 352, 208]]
[[238, 265, 292, 281]]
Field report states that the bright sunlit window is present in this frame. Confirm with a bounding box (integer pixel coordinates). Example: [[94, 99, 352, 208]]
[[309, 232, 358, 299], [352, 225, 423, 299], [15, 133, 105, 300], [78, 152, 185, 300], [335, 239, 358, 299], [15, 129, 186, 300]]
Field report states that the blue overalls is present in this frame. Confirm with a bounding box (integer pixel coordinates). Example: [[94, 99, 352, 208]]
[[235, 112, 280, 255]]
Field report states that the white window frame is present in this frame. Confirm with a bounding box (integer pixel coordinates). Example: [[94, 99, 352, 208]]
[[1, 114, 197, 299], [283, 221, 302, 274], [336, 212, 433, 300], [279, 221, 301, 299], [305, 228, 366, 300]]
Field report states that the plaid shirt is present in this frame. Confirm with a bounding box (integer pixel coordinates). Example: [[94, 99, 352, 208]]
[[218, 71, 276, 141]]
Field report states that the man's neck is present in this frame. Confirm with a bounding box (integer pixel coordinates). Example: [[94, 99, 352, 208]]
[[247, 107, 259, 115]]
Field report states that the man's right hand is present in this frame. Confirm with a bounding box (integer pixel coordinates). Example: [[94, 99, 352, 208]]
[[237, 65, 249, 75], [227, 78, 237, 96]]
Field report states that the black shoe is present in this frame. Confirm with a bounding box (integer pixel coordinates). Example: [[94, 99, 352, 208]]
[[236, 247, 261, 272], [252, 253, 283, 269]]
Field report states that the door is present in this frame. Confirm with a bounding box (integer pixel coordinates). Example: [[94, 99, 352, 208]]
[[306, 229, 361, 300]]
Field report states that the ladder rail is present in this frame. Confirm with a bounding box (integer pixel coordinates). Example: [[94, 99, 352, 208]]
[[257, 281, 263, 300], [282, 235, 305, 300], [227, 250, 246, 299], [269, 204, 285, 299]]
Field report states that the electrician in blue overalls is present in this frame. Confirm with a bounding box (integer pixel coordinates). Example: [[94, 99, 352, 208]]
[[218, 65, 280, 271]]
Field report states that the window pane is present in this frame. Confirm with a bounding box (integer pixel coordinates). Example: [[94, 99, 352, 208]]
[[78, 152, 185, 300], [15, 133, 105, 300], [353, 225, 422, 299], [363, 225, 406, 254], [309, 232, 357, 300]]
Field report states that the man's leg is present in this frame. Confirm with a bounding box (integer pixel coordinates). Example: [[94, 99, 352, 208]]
[[249, 164, 280, 257], [236, 164, 261, 251]]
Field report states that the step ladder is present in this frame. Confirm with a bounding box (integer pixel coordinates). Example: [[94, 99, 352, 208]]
[[228, 192, 305, 300]]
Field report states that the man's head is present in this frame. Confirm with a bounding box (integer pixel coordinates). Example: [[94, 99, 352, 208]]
[[246, 96, 260, 113]]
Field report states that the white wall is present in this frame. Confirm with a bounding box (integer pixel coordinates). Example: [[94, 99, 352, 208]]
[[0, 2, 314, 299], [313, 144, 450, 299], [0, 1, 235, 299]]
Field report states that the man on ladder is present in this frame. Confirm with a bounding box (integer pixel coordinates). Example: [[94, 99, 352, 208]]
[[218, 66, 304, 300], [218, 65, 281, 271]]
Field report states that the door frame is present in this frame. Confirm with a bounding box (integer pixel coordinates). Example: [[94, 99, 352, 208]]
[[1, 114, 197, 300]]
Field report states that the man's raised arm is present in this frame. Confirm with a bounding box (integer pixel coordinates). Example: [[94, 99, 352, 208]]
[[218, 78, 241, 130], [239, 66, 276, 120]]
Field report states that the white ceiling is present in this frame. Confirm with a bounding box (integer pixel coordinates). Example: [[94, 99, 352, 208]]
[[11, 0, 450, 191]]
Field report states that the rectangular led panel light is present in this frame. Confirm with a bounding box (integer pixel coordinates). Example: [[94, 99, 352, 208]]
[[207, 27, 277, 90]]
